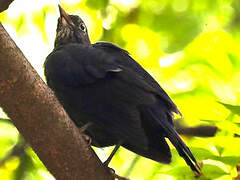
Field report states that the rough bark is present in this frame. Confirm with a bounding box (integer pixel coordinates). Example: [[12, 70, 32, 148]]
[[0, 23, 113, 180]]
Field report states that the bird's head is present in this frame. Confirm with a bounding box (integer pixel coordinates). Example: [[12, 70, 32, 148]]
[[54, 5, 91, 47]]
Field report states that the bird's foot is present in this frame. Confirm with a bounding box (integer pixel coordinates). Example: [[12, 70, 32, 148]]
[[78, 122, 92, 145], [108, 167, 129, 180], [103, 142, 122, 167], [81, 134, 92, 146]]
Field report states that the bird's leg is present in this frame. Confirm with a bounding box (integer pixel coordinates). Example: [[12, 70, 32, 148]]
[[79, 122, 92, 133], [109, 168, 129, 180], [81, 134, 92, 145], [104, 141, 122, 166], [79, 122, 93, 145], [103, 141, 129, 180]]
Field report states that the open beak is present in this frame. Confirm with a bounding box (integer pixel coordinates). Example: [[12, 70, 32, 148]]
[[58, 5, 75, 27]]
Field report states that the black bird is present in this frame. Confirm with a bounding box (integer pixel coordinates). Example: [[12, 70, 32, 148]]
[[44, 5, 201, 176]]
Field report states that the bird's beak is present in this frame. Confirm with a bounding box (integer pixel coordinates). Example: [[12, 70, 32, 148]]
[[58, 5, 75, 27]]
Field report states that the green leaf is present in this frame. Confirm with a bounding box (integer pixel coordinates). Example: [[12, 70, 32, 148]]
[[190, 147, 240, 166], [212, 156, 240, 166], [160, 165, 226, 180], [218, 102, 240, 116], [124, 155, 140, 177], [190, 147, 218, 161], [201, 164, 228, 179], [234, 122, 240, 128], [227, 53, 240, 68], [160, 166, 197, 180], [86, 0, 109, 9]]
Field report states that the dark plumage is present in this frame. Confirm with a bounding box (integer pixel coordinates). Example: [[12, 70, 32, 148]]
[[44, 5, 201, 175]]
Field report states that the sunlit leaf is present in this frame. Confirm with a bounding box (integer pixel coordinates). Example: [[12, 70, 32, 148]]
[[201, 164, 229, 179], [190, 147, 218, 161], [124, 155, 140, 177], [1, 0, 240, 179], [218, 102, 240, 116], [160, 166, 198, 180], [213, 156, 240, 166], [86, 0, 109, 9], [32, 6, 55, 43]]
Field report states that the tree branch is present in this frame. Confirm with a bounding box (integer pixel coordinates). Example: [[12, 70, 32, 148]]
[[0, 23, 113, 180], [175, 120, 218, 137]]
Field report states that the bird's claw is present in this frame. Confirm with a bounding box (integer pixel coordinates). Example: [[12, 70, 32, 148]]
[[108, 167, 129, 180], [81, 134, 92, 146]]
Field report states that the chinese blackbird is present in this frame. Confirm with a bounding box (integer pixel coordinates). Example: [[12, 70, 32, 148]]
[[44, 5, 201, 175]]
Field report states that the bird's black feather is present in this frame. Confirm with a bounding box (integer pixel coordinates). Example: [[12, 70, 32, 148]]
[[44, 7, 201, 175]]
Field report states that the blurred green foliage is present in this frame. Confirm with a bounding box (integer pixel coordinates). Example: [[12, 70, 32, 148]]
[[0, 0, 240, 179]]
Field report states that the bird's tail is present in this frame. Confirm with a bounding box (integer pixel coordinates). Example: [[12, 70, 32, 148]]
[[148, 105, 201, 175]]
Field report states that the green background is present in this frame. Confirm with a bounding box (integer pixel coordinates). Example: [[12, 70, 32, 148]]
[[0, 0, 240, 179]]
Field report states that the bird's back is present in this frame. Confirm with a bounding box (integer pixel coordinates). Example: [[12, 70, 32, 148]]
[[44, 42, 200, 173]]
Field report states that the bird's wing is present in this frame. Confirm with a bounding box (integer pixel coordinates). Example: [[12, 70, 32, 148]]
[[90, 43, 201, 172], [93, 42, 180, 115], [88, 43, 200, 173], [45, 43, 160, 95], [44, 43, 158, 148], [45, 44, 121, 87]]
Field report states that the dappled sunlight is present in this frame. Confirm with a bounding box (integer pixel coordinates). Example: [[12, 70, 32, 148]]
[[209, 78, 237, 103], [4, 158, 20, 173], [171, 0, 189, 12], [102, 5, 118, 30], [163, 70, 196, 93], [159, 52, 184, 67], [110, 0, 140, 12], [1, 0, 240, 179], [121, 24, 163, 67]]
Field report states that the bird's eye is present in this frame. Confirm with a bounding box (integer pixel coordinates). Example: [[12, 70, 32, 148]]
[[79, 23, 86, 32]]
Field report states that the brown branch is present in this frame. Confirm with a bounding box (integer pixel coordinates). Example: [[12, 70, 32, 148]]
[[175, 120, 218, 137], [0, 23, 113, 180]]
